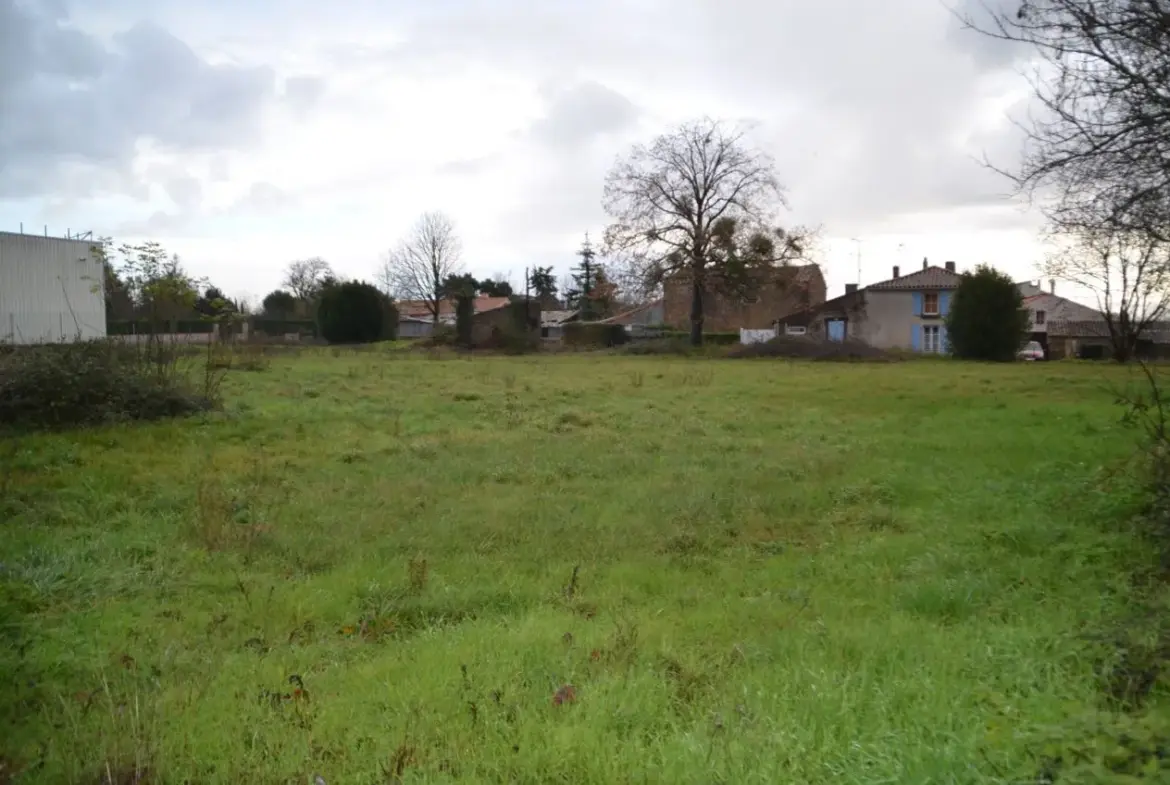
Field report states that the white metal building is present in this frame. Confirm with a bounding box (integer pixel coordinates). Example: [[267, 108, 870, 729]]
[[397, 315, 435, 339], [0, 231, 106, 344]]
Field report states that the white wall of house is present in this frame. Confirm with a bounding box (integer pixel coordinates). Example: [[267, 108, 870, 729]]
[[0, 232, 105, 344]]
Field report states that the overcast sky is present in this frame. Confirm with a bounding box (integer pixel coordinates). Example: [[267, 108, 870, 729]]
[[0, 0, 1058, 304]]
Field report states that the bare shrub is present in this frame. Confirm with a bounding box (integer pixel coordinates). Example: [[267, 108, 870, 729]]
[[0, 341, 217, 430], [726, 335, 894, 361]]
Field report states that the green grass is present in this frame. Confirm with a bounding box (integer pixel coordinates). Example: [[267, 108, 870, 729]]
[[0, 351, 1164, 783]]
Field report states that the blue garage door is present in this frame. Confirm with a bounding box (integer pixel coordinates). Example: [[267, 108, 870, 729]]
[[827, 320, 845, 342]]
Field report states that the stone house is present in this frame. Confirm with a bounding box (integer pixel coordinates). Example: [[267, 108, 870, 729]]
[[394, 295, 538, 342], [1016, 281, 1103, 357], [663, 265, 826, 332], [1045, 318, 1170, 359], [471, 297, 540, 344], [1015, 281, 1170, 358], [779, 260, 962, 353], [540, 309, 579, 340]]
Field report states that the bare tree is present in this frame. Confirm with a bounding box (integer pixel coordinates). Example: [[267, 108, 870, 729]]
[[283, 257, 334, 302], [602, 117, 812, 345], [1048, 223, 1170, 361], [959, 0, 1170, 240], [379, 212, 463, 325]]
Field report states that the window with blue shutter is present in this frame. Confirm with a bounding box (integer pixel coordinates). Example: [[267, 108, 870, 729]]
[[912, 292, 923, 316], [939, 291, 951, 316], [911, 324, 922, 351], [940, 325, 949, 354]]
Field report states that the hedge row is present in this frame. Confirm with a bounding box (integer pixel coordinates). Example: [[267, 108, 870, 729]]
[[109, 319, 322, 337], [250, 319, 319, 337], [107, 320, 216, 335], [564, 322, 630, 347], [656, 330, 741, 346]]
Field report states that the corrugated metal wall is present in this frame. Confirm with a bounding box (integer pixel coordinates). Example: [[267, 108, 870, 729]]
[[398, 319, 434, 339], [0, 232, 106, 343]]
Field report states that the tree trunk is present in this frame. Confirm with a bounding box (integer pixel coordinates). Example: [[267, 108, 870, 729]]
[[1110, 332, 1138, 363], [1108, 316, 1139, 362], [689, 275, 703, 347]]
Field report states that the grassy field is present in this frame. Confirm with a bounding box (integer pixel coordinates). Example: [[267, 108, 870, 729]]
[[0, 351, 1163, 783]]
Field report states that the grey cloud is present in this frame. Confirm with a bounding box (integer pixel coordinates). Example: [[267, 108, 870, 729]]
[[115, 180, 294, 235], [943, 0, 1031, 70], [0, 0, 282, 200], [429, 79, 640, 208], [162, 175, 203, 211], [380, 0, 699, 85], [387, 0, 1032, 233], [283, 75, 326, 115], [116, 209, 191, 235], [679, 0, 1033, 230], [529, 81, 640, 148], [208, 155, 232, 182], [234, 182, 295, 212], [493, 79, 644, 245]]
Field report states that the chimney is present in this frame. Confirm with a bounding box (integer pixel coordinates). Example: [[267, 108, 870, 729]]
[[922, 257, 928, 270], [892, 265, 900, 279], [845, 283, 858, 295], [1049, 278, 1056, 295], [945, 261, 955, 273]]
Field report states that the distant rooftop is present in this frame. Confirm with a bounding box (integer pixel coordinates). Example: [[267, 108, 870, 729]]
[[867, 264, 961, 291]]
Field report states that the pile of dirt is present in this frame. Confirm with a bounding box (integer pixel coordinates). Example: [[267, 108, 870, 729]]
[[725, 335, 896, 361]]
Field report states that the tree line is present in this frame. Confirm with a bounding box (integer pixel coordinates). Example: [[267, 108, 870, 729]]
[[373, 212, 622, 324], [103, 3, 1170, 359], [98, 240, 398, 343], [97, 117, 827, 347]]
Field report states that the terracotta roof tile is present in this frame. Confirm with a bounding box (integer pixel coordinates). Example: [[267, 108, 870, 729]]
[[396, 296, 511, 319], [867, 265, 961, 291]]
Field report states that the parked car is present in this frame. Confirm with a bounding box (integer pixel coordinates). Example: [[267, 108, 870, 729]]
[[1017, 340, 1045, 361]]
